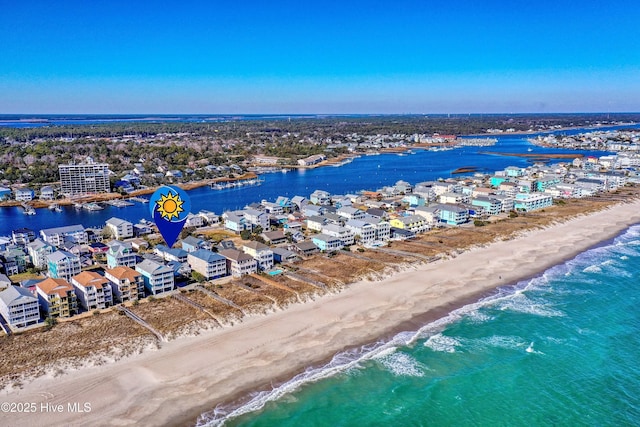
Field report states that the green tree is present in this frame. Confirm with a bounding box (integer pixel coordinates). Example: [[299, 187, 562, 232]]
[[192, 271, 207, 283]]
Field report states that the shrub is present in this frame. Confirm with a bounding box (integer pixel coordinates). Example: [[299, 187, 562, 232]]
[[44, 317, 58, 329]]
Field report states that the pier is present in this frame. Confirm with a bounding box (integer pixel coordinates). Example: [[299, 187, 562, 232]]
[[104, 199, 135, 207]]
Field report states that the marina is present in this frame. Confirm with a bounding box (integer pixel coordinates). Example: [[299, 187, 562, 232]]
[[210, 178, 264, 190]]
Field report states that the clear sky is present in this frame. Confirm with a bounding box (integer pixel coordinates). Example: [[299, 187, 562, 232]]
[[1, 0, 639, 114]]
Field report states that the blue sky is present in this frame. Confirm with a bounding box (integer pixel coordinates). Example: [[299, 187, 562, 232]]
[[1, 1, 639, 114]]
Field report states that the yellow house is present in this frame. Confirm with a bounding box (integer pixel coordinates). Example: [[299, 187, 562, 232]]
[[389, 215, 429, 233]]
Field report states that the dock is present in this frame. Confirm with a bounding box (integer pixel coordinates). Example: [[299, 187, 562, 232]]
[[105, 199, 135, 207], [210, 178, 264, 190]]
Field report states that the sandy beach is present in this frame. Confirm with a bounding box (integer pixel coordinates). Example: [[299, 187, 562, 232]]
[[3, 199, 640, 426]]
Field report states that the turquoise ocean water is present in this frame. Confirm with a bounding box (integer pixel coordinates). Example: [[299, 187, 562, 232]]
[[198, 224, 640, 426]]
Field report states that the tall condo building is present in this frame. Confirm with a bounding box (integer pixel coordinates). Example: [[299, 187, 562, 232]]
[[59, 157, 110, 196]]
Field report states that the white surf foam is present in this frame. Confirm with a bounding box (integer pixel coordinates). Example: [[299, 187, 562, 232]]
[[496, 293, 565, 317], [583, 265, 602, 273], [377, 352, 426, 377], [424, 333, 461, 353]]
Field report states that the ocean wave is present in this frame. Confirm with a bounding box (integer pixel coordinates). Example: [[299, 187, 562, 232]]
[[583, 265, 602, 273], [424, 333, 461, 353], [377, 352, 427, 377], [474, 335, 528, 351], [495, 293, 565, 317]]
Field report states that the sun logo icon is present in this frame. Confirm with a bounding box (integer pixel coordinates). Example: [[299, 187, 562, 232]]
[[156, 191, 184, 221]]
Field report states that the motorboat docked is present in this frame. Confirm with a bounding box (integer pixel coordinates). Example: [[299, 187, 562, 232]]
[[82, 202, 104, 211], [48, 203, 63, 212]]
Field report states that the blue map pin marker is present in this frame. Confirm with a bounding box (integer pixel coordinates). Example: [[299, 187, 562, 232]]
[[149, 185, 191, 248]]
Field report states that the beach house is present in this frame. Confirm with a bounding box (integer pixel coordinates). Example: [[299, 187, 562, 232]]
[[14, 188, 35, 202], [293, 241, 319, 257], [222, 212, 246, 234], [197, 210, 219, 225], [184, 213, 204, 228], [312, 234, 344, 252], [243, 208, 269, 230], [0, 285, 40, 329], [135, 259, 175, 295], [2, 248, 28, 275], [39, 186, 55, 200], [47, 250, 81, 282], [36, 277, 78, 318], [242, 241, 274, 271], [389, 215, 429, 233], [368, 217, 391, 241], [71, 271, 113, 310], [513, 193, 553, 212], [154, 245, 188, 263], [105, 217, 134, 240], [181, 236, 206, 253], [337, 206, 365, 221], [344, 220, 376, 244], [40, 225, 88, 247], [104, 266, 145, 302], [106, 240, 137, 268], [219, 249, 258, 277], [12, 228, 36, 245], [322, 223, 355, 246], [291, 196, 307, 210], [413, 206, 440, 226], [187, 249, 228, 279], [435, 204, 470, 226], [439, 192, 469, 205], [27, 239, 55, 269], [261, 230, 287, 245], [471, 196, 503, 217], [272, 247, 299, 263], [310, 190, 331, 205]]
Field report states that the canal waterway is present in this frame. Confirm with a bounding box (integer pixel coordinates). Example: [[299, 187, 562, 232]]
[[0, 126, 631, 237]]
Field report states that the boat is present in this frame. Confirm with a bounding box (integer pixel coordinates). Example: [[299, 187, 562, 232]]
[[82, 202, 104, 211], [49, 203, 63, 212], [74, 203, 83, 209], [527, 148, 533, 152], [21, 204, 36, 215], [129, 197, 149, 204]]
